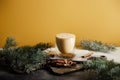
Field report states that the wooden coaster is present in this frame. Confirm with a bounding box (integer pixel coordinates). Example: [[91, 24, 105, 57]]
[[50, 64, 83, 74]]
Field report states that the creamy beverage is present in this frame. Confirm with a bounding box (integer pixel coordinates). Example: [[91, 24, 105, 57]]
[[56, 33, 75, 53]]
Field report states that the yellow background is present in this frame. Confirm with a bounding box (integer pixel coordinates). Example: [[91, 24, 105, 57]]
[[0, 0, 120, 47]]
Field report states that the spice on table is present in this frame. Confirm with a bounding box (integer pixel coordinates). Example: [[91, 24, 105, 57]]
[[81, 51, 94, 58]]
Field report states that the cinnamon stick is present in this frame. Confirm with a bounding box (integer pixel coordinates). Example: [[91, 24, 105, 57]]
[[81, 52, 94, 58]]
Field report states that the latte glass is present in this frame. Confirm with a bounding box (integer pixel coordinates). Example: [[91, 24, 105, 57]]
[[56, 33, 75, 53]]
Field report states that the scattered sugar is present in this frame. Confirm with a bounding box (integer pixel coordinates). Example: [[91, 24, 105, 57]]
[[44, 47, 120, 63]]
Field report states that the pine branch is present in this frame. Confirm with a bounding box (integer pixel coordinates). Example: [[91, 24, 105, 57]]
[[1, 37, 52, 73], [33, 43, 52, 51], [83, 57, 120, 80], [3, 36, 17, 49], [80, 40, 116, 52]]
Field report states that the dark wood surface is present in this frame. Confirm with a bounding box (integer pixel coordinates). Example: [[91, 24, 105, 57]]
[[0, 65, 96, 80], [0, 50, 96, 80]]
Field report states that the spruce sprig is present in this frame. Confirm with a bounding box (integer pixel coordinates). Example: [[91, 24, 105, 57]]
[[83, 57, 120, 80], [3, 36, 17, 49], [1, 37, 52, 73], [80, 40, 116, 52]]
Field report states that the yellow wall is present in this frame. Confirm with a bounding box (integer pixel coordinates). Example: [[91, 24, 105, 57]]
[[0, 0, 120, 47]]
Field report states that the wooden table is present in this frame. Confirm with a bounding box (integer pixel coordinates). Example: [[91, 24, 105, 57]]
[[0, 66, 96, 80], [1, 47, 120, 80]]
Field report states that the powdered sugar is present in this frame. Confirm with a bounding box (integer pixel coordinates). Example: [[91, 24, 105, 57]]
[[45, 47, 120, 63]]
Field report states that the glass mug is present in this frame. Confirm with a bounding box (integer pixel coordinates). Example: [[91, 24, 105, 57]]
[[56, 33, 75, 53]]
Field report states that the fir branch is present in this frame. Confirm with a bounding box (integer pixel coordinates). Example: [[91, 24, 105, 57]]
[[80, 40, 116, 52], [10, 49, 48, 73], [1, 37, 52, 73], [33, 43, 52, 51], [3, 36, 17, 49], [83, 57, 120, 80]]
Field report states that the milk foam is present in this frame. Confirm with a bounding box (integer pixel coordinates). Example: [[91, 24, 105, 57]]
[[56, 33, 75, 39]]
